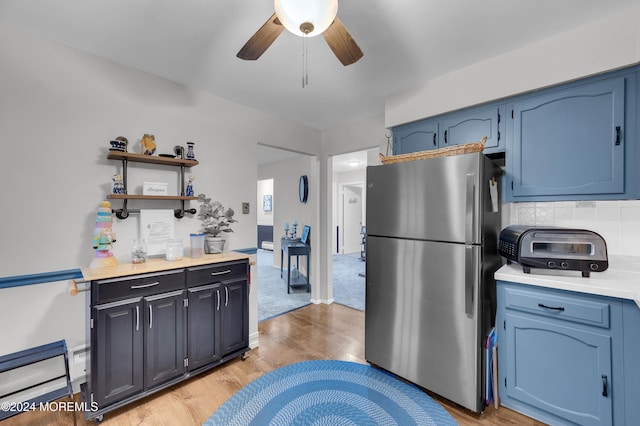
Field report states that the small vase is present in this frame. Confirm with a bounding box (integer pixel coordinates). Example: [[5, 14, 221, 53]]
[[205, 236, 225, 254], [186, 142, 196, 160]]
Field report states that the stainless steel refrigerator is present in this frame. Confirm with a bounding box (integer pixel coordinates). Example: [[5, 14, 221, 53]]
[[365, 152, 502, 413]]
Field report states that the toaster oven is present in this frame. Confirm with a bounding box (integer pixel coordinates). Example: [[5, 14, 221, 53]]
[[498, 225, 608, 277]]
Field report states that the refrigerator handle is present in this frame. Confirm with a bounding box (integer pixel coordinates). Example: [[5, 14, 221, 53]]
[[465, 246, 477, 316], [465, 173, 476, 245]]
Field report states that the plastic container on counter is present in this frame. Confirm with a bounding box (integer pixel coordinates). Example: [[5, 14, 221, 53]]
[[190, 232, 205, 259], [166, 238, 184, 261]]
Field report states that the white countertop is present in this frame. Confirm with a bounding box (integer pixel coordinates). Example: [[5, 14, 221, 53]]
[[495, 255, 640, 308]]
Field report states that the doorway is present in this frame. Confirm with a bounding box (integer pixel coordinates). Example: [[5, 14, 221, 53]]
[[331, 149, 374, 311], [256, 144, 315, 321], [339, 183, 363, 254]]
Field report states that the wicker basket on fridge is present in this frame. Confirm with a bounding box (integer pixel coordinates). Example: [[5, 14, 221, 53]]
[[380, 136, 487, 165]]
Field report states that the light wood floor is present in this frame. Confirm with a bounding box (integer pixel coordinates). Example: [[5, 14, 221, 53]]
[[5, 303, 544, 425]]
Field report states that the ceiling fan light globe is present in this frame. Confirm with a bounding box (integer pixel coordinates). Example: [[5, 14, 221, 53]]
[[274, 0, 338, 37]]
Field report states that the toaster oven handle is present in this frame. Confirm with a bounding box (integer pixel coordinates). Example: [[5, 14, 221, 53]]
[[465, 173, 476, 245]]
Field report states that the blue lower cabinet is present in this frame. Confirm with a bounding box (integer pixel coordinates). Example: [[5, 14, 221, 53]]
[[622, 300, 640, 425], [496, 281, 635, 425], [504, 313, 612, 425]]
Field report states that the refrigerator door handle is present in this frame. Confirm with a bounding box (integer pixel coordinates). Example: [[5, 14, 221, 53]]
[[465, 173, 476, 245], [465, 245, 477, 316]]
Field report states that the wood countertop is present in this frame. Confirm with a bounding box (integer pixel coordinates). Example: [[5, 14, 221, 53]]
[[495, 255, 640, 308], [81, 252, 251, 282]]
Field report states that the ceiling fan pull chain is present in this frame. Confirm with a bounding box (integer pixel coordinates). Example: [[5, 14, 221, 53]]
[[301, 33, 309, 88]]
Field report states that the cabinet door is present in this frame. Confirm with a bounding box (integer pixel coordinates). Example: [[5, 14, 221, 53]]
[[144, 290, 186, 389], [439, 107, 502, 151], [93, 298, 143, 408], [510, 77, 625, 198], [221, 279, 249, 356], [392, 120, 439, 154], [505, 313, 612, 425], [187, 283, 221, 371]]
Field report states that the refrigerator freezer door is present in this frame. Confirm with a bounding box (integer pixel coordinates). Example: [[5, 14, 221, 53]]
[[365, 236, 483, 412], [367, 152, 483, 244]]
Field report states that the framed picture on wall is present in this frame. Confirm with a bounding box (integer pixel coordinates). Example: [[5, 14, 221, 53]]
[[301, 225, 310, 244], [263, 195, 272, 211]]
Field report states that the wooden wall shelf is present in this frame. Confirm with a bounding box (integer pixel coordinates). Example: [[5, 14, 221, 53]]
[[107, 151, 199, 167], [108, 195, 198, 201], [107, 149, 199, 219]]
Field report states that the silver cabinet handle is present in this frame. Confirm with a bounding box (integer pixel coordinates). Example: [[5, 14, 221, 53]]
[[131, 281, 160, 289], [211, 270, 232, 276], [225, 287, 229, 307], [149, 305, 153, 329], [216, 290, 220, 311], [136, 305, 140, 331]]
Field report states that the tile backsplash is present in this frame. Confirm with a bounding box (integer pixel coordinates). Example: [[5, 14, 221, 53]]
[[505, 200, 640, 257]]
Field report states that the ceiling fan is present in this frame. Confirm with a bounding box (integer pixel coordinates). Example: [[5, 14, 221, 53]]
[[237, 0, 363, 66]]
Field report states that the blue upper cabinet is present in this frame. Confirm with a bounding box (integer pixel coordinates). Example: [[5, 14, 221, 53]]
[[506, 75, 632, 201], [392, 119, 439, 154], [392, 106, 505, 155], [391, 65, 638, 201], [439, 106, 504, 153]]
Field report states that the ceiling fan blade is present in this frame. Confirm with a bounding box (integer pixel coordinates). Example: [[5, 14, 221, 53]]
[[323, 17, 363, 66], [237, 13, 284, 60]]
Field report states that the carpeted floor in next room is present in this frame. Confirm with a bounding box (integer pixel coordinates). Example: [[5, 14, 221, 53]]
[[257, 249, 365, 322]]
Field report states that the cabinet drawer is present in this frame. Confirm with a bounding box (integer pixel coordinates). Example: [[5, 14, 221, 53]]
[[94, 269, 185, 304], [187, 260, 247, 287], [504, 287, 610, 328]]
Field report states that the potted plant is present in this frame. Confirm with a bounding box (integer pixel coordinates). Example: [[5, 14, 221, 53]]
[[197, 194, 237, 253]]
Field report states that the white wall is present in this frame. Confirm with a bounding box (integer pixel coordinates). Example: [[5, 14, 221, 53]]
[[0, 24, 321, 376], [386, 5, 640, 127]]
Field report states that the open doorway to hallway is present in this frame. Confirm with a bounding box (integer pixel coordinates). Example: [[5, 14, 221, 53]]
[[256, 144, 314, 322], [331, 149, 377, 311]]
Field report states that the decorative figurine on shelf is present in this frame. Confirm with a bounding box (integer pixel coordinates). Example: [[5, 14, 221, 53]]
[[109, 136, 128, 152], [116, 136, 129, 152], [90, 201, 118, 268], [185, 175, 195, 197], [186, 142, 196, 160], [112, 174, 125, 194], [173, 145, 185, 159], [140, 134, 157, 155]]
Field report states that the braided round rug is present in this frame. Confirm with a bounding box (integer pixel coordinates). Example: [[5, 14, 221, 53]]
[[204, 360, 458, 425]]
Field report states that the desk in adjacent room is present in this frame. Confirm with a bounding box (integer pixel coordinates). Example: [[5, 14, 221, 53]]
[[280, 238, 310, 293]]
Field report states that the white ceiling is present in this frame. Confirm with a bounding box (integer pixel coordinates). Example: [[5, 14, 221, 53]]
[[0, 1, 637, 130], [332, 150, 370, 174]]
